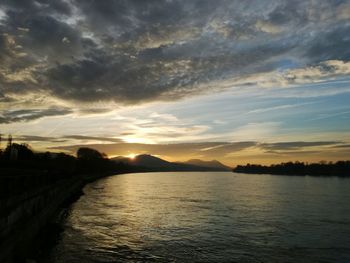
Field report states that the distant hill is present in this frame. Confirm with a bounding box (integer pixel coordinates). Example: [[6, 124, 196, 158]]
[[111, 154, 229, 172], [180, 159, 231, 171]]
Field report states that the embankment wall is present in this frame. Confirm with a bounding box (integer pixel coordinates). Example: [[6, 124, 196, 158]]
[[0, 172, 102, 262]]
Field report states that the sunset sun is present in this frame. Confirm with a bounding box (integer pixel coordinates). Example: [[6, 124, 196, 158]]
[[126, 153, 137, 159]]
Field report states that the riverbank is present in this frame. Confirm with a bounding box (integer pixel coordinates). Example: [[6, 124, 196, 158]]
[[233, 161, 350, 177], [0, 169, 121, 263]]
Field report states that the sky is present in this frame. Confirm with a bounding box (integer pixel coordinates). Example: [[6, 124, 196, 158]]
[[0, 0, 350, 166]]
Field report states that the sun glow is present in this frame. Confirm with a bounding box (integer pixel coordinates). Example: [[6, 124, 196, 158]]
[[122, 136, 155, 144], [126, 153, 137, 159]]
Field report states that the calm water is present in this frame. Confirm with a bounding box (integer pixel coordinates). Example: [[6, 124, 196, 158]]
[[46, 172, 350, 262]]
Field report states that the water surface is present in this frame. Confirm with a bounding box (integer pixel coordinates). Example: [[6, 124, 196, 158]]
[[46, 172, 350, 262]]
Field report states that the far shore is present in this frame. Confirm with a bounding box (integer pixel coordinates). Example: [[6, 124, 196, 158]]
[[233, 161, 350, 177]]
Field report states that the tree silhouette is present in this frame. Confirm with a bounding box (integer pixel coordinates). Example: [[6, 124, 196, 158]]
[[3, 143, 34, 161], [76, 147, 112, 173], [233, 161, 350, 177], [77, 147, 106, 160]]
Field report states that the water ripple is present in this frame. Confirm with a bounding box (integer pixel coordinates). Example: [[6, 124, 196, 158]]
[[44, 172, 350, 262]]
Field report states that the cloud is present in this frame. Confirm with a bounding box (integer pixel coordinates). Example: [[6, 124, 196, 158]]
[[0, 107, 72, 124], [247, 104, 302, 114], [306, 23, 350, 62], [332, 144, 350, 149], [264, 150, 321, 155], [259, 141, 341, 151], [199, 141, 257, 157], [222, 60, 350, 89], [14, 135, 63, 142], [62, 135, 122, 143], [0, 0, 349, 121], [9, 134, 123, 145], [281, 60, 350, 85], [230, 122, 280, 141]]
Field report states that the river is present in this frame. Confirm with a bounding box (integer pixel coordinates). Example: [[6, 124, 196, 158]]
[[44, 172, 350, 262]]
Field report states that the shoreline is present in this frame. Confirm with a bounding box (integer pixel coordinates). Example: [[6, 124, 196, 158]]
[[0, 171, 120, 263], [233, 171, 350, 177]]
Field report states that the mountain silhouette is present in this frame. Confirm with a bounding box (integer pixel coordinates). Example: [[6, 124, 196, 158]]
[[112, 154, 230, 171]]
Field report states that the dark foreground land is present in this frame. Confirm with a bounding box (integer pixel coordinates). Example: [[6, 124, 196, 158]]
[[233, 161, 350, 177], [0, 144, 142, 263]]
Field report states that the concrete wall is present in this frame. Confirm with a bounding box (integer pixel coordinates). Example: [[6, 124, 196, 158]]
[[0, 172, 86, 263]]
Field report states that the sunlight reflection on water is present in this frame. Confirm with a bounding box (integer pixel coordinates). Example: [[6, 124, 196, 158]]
[[46, 172, 350, 262]]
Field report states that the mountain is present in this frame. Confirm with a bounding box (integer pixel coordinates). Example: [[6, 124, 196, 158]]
[[111, 154, 229, 172], [180, 159, 231, 171]]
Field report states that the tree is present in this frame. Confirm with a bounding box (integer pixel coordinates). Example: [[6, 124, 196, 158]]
[[77, 147, 106, 161], [76, 147, 112, 173], [3, 143, 34, 161]]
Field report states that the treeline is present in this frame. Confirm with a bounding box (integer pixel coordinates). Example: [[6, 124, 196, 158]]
[[0, 142, 135, 176], [233, 161, 350, 177]]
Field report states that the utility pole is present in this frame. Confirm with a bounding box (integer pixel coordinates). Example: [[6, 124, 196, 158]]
[[7, 134, 12, 148]]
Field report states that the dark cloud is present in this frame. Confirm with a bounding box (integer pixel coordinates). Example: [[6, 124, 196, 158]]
[[266, 0, 309, 26], [259, 141, 341, 151], [332, 144, 350, 148], [0, 0, 349, 118], [14, 135, 66, 143], [264, 150, 321, 155], [10, 134, 122, 144], [1, 0, 71, 15], [0, 108, 72, 123], [63, 135, 122, 143], [306, 24, 350, 62]]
